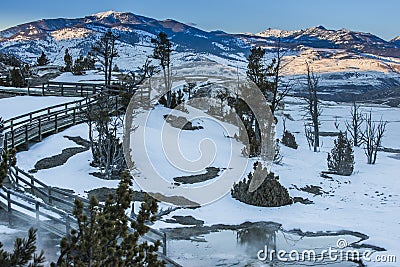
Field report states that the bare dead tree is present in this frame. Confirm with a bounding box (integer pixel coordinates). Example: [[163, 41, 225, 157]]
[[216, 88, 229, 116], [304, 62, 322, 152], [183, 82, 196, 100], [361, 111, 387, 164], [304, 122, 314, 150], [345, 102, 364, 147], [151, 32, 173, 108], [86, 94, 125, 179], [270, 39, 293, 115]]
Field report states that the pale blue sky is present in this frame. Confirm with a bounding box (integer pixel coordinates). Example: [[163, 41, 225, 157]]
[[1, 0, 399, 40]]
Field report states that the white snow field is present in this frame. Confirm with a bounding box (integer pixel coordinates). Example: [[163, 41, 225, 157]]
[[7, 83, 399, 266], [16, 124, 120, 196], [129, 104, 250, 207]]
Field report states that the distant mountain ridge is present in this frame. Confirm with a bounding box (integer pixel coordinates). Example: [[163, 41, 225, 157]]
[[1, 11, 400, 100], [0, 10, 399, 76], [0, 11, 249, 64], [254, 25, 400, 58]]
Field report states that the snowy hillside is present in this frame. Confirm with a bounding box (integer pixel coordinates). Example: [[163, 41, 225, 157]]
[[0, 10, 399, 94]]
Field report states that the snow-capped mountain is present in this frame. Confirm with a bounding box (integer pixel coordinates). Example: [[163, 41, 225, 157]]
[[0, 10, 400, 99], [255, 25, 399, 56], [1, 11, 399, 65], [0, 11, 249, 67]]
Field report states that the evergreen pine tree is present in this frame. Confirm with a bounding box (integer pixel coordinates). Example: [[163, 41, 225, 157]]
[[282, 130, 298, 149], [37, 52, 49, 66], [151, 32, 172, 108], [11, 67, 24, 87], [112, 64, 119, 72], [0, 149, 16, 185], [71, 56, 84, 75], [55, 171, 164, 266], [83, 53, 96, 70], [231, 162, 292, 207], [327, 132, 354, 176], [0, 228, 45, 267], [63, 49, 72, 72]]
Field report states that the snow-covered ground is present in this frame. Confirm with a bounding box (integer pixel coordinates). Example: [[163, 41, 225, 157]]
[[0, 96, 82, 120], [13, 96, 399, 266], [147, 98, 400, 266], [4, 73, 399, 266], [16, 124, 120, 196]]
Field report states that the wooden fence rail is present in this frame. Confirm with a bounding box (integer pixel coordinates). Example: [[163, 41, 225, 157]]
[[27, 81, 123, 97], [7, 166, 168, 253], [0, 186, 77, 238], [0, 89, 181, 265], [2, 97, 95, 151]]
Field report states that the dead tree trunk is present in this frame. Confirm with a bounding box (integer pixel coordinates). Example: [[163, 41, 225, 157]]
[[305, 62, 321, 152]]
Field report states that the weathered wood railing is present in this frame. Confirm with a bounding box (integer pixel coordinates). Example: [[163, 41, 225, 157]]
[[27, 81, 123, 97], [2, 97, 94, 150], [0, 186, 77, 238], [0, 90, 181, 265], [28, 81, 103, 97], [6, 166, 172, 262]]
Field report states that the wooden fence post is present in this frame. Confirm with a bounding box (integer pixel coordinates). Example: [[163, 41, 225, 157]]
[[38, 119, 42, 141], [54, 114, 58, 133], [35, 201, 40, 229], [48, 186, 52, 204], [72, 107, 76, 125], [163, 232, 167, 256], [42, 83, 45, 96], [31, 177, 35, 194], [61, 84, 64, 96], [4, 132, 8, 151], [35, 201, 40, 242], [7, 191, 12, 226], [25, 125, 29, 149], [11, 130, 15, 148], [15, 168, 19, 185]]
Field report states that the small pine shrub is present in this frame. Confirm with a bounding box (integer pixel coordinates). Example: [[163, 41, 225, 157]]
[[231, 162, 292, 207], [327, 132, 354, 176], [282, 130, 298, 149]]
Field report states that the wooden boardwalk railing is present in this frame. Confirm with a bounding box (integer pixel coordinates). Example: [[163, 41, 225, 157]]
[[0, 185, 77, 238], [0, 94, 181, 266], [27, 81, 122, 97], [7, 166, 169, 256], [0, 81, 124, 97], [2, 97, 94, 150]]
